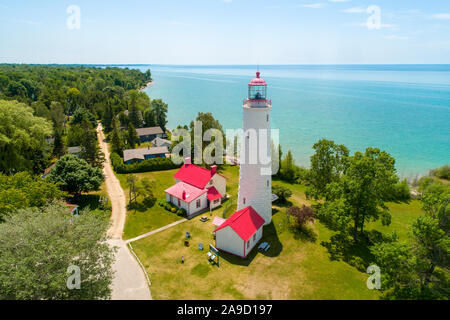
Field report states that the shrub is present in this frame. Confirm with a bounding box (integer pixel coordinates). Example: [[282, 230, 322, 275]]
[[385, 179, 411, 202], [110, 153, 180, 174], [272, 185, 293, 203], [430, 164, 450, 180], [287, 205, 316, 228]]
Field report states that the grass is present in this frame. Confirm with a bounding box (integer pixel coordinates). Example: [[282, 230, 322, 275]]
[[71, 182, 111, 218], [117, 169, 184, 239], [127, 165, 425, 299]]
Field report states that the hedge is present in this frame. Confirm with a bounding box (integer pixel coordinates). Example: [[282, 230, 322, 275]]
[[110, 152, 180, 173]]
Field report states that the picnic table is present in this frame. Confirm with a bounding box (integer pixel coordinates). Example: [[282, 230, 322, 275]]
[[258, 242, 270, 252]]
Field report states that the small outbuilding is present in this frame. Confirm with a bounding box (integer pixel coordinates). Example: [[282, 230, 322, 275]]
[[213, 206, 265, 258]]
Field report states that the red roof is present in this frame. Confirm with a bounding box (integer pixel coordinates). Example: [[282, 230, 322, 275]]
[[214, 206, 265, 241], [174, 164, 215, 189], [207, 186, 222, 201], [164, 182, 207, 203], [248, 71, 267, 86]]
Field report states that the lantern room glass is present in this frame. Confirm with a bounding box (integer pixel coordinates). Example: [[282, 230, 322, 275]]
[[248, 85, 267, 100]]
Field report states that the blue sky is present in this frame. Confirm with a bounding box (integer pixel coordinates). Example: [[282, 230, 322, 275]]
[[0, 0, 449, 64]]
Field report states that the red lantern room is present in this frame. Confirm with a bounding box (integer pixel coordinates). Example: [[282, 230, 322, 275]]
[[248, 71, 267, 101]]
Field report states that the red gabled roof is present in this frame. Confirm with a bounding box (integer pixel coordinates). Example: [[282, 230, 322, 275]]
[[174, 164, 214, 189], [164, 182, 207, 203], [207, 186, 222, 201], [214, 206, 265, 241]]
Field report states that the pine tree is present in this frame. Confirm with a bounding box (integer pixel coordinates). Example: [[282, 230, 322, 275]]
[[110, 118, 123, 156], [102, 104, 114, 132], [53, 128, 65, 158], [127, 123, 138, 149]]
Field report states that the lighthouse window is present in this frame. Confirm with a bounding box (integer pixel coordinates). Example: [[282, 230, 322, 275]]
[[267, 180, 269, 187], [267, 115, 269, 122], [243, 198, 246, 205]]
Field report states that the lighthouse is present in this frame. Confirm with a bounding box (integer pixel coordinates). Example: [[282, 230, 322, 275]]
[[237, 72, 272, 225]]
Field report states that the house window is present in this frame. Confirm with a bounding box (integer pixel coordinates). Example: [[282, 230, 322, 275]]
[[267, 114, 269, 122], [196, 199, 201, 208], [213, 199, 220, 204], [267, 180, 269, 187], [178, 199, 180, 207], [243, 198, 246, 205], [253, 234, 256, 241], [247, 241, 250, 249], [170, 195, 173, 203]]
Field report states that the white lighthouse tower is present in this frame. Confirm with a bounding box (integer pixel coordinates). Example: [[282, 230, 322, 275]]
[[237, 72, 272, 225]]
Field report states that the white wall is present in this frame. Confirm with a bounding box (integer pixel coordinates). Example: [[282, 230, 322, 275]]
[[209, 174, 226, 198], [215, 226, 244, 257], [187, 192, 208, 216], [237, 100, 272, 225], [244, 226, 263, 256]]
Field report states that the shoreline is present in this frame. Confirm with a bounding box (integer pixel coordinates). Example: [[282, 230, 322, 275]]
[[139, 80, 154, 91]]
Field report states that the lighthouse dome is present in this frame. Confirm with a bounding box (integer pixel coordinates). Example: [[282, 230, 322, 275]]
[[248, 71, 267, 86]]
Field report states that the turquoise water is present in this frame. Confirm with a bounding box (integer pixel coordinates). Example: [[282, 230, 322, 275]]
[[127, 65, 449, 177]]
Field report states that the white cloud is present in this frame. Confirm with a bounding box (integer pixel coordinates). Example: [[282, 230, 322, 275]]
[[342, 7, 365, 13], [383, 35, 410, 40], [301, 3, 326, 9], [432, 13, 450, 20]]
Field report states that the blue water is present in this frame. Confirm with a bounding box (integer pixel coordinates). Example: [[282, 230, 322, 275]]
[[123, 64, 449, 178]]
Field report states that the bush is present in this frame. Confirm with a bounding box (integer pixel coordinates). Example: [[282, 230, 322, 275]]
[[430, 164, 450, 180], [287, 205, 316, 228], [272, 185, 293, 203], [110, 153, 180, 174], [385, 179, 411, 202]]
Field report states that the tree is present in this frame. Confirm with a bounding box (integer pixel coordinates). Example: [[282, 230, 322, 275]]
[[110, 117, 124, 156], [102, 104, 114, 133], [50, 101, 65, 133], [53, 127, 65, 157], [430, 164, 450, 180], [0, 202, 115, 300], [307, 139, 349, 200], [66, 87, 81, 114], [287, 205, 316, 229], [0, 172, 66, 220], [80, 119, 104, 167], [126, 174, 140, 208], [70, 107, 96, 127], [49, 154, 104, 195], [151, 99, 168, 131], [317, 147, 398, 242], [128, 100, 143, 128], [0, 100, 53, 173], [272, 185, 293, 204], [127, 122, 138, 149], [279, 150, 297, 182]]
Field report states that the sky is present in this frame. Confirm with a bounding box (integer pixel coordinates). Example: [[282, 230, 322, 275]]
[[0, 0, 450, 64]]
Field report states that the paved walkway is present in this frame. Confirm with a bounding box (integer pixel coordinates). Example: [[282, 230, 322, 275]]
[[97, 124, 151, 300], [125, 218, 187, 244]]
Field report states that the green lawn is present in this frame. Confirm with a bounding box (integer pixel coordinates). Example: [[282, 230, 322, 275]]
[[117, 169, 184, 239], [127, 165, 424, 299]]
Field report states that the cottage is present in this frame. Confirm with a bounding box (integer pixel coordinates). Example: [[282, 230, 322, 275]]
[[136, 126, 164, 142], [213, 206, 265, 258], [151, 137, 171, 148], [123, 146, 168, 164], [164, 182, 208, 217], [164, 157, 226, 215]]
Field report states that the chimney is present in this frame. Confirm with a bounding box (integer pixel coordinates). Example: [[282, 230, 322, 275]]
[[182, 190, 186, 200], [210, 165, 217, 176], [184, 157, 191, 166]]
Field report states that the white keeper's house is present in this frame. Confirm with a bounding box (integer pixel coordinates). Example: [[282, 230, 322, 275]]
[[214, 71, 273, 258], [164, 158, 226, 217]]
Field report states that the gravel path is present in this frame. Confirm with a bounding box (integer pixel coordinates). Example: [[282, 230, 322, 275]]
[[97, 124, 151, 300]]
